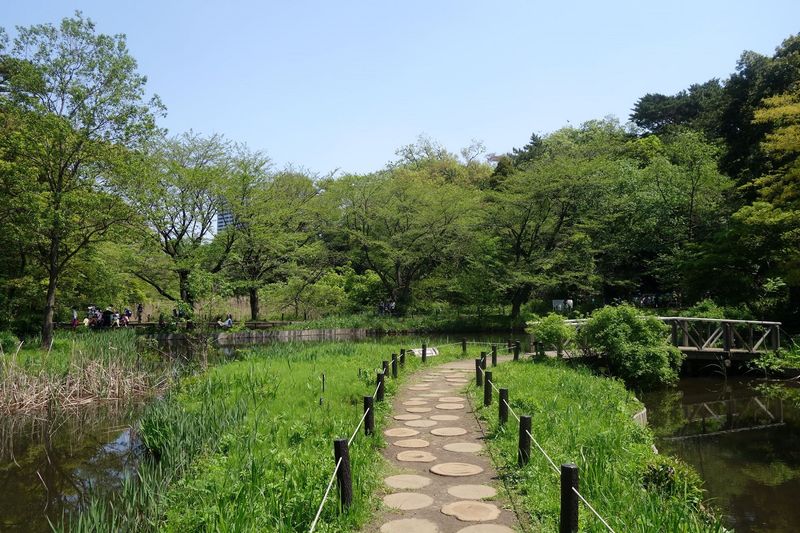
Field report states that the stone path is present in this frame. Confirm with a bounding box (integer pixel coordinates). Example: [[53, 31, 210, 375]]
[[367, 359, 518, 533]]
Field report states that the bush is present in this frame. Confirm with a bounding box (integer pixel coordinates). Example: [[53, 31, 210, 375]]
[[582, 304, 683, 388], [0, 330, 20, 354], [526, 313, 575, 356]]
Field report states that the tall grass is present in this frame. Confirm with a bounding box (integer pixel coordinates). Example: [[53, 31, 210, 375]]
[[278, 312, 527, 333], [63, 340, 468, 532], [470, 359, 726, 532]]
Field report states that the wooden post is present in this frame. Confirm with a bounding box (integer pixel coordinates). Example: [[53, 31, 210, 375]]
[[400, 348, 405, 367], [671, 321, 678, 347], [491, 345, 497, 367], [480, 351, 487, 370], [484, 371, 492, 407], [560, 463, 579, 533], [322, 373, 325, 392], [507, 339, 513, 348], [422, 343, 427, 363], [499, 388, 509, 425], [723, 322, 731, 353], [376, 371, 384, 402], [364, 395, 374, 436], [518, 415, 531, 467], [513, 341, 520, 361], [391, 354, 398, 378], [475, 358, 483, 387], [333, 439, 353, 510], [462, 337, 467, 354], [382, 360, 389, 376], [773, 326, 781, 351], [748, 325, 754, 352]]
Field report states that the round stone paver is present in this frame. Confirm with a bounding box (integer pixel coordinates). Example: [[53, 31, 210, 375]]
[[447, 484, 497, 499], [430, 462, 484, 477], [394, 438, 430, 448], [455, 525, 515, 533], [397, 450, 437, 462], [383, 492, 435, 510], [406, 407, 432, 413], [384, 474, 432, 490], [403, 400, 429, 406], [430, 414, 460, 421], [380, 518, 440, 533], [443, 442, 483, 453], [385, 427, 420, 437], [409, 385, 430, 391], [438, 396, 464, 402], [421, 393, 442, 398], [436, 403, 465, 410], [441, 501, 501, 522], [394, 413, 422, 421], [431, 426, 468, 436], [405, 419, 438, 428]]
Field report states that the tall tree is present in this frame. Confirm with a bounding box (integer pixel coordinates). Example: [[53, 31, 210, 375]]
[[0, 13, 161, 346]]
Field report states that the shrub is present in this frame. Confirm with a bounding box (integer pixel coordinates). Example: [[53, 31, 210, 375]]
[[582, 304, 683, 388], [526, 313, 575, 356], [0, 330, 20, 354]]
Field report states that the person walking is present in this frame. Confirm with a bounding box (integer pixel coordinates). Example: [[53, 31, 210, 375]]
[[136, 303, 143, 323]]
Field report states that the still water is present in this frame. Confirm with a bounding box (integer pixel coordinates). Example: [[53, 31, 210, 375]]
[[642, 377, 800, 532]]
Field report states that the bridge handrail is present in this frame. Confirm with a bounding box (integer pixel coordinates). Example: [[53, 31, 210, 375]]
[[547, 317, 782, 327]]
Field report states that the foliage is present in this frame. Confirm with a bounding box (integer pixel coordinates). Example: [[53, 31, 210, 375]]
[[526, 313, 575, 355], [0, 330, 20, 353], [471, 359, 723, 532], [581, 304, 683, 388]]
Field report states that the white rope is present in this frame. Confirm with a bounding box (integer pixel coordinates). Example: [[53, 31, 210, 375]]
[[349, 407, 370, 446], [572, 486, 616, 533], [309, 456, 343, 533], [372, 381, 381, 399], [502, 398, 521, 422], [526, 429, 560, 474]]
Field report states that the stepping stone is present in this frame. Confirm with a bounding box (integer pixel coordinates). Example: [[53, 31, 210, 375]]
[[447, 378, 468, 382], [385, 427, 420, 437], [406, 407, 432, 413], [403, 400, 429, 406], [421, 393, 441, 398], [432, 389, 452, 393], [397, 450, 437, 462], [394, 414, 422, 421], [430, 462, 484, 477], [439, 396, 464, 402], [406, 419, 438, 428], [383, 492, 435, 510], [430, 414, 460, 421], [447, 484, 497, 499], [443, 442, 483, 453], [384, 474, 432, 490], [409, 386, 430, 391], [381, 518, 440, 533], [455, 526, 515, 533], [394, 438, 430, 448], [436, 403, 464, 410], [431, 427, 467, 436], [441, 501, 500, 522]]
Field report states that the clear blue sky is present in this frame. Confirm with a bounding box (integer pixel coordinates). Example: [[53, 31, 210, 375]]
[[4, 1, 799, 175]]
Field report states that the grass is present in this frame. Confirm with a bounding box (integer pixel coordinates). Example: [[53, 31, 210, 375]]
[[277, 311, 527, 333], [63, 339, 471, 532], [469, 359, 726, 532]]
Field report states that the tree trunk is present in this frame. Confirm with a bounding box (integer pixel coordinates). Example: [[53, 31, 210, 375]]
[[249, 287, 259, 321], [41, 272, 58, 349], [510, 285, 531, 319], [178, 270, 193, 308]]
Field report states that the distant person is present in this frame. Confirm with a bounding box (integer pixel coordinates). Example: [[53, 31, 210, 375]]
[[217, 314, 233, 328], [136, 303, 143, 323], [71, 307, 78, 330], [565, 298, 573, 311]]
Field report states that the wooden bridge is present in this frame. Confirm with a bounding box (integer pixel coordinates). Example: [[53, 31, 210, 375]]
[[560, 316, 783, 362]]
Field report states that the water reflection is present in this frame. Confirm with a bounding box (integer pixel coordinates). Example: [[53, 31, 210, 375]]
[[643, 378, 800, 532], [0, 403, 141, 531]]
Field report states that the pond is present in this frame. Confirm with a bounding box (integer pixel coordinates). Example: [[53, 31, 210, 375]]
[[642, 376, 800, 532], [0, 331, 530, 531]]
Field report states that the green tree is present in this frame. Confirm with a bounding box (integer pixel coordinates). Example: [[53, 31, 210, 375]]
[[0, 13, 161, 346]]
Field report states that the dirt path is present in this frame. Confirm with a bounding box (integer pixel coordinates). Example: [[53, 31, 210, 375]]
[[366, 357, 518, 533]]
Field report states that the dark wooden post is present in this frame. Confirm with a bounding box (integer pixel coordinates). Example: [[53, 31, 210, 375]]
[[560, 463, 579, 533], [491, 345, 497, 367], [364, 395, 374, 436], [391, 354, 398, 378], [422, 343, 427, 363], [671, 321, 679, 347], [484, 371, 493, 407], [322, 373, 325, 392], [507, 339, 513, 348], [748, 325, 754, 352], [333, 439, 353, 510], [499, 388, 509, 425], [723, 322, 731, 353], [773, 326, 781, 351], [518, 415, 532, 467], [376, 371, 384, 402], [475, 358, 483, 387], [382, 360, 389, 376], [400, 348, 406, 367], [462, 337, 467, 354], [513, 341, 520, 361], [480, 351, 487, 370]]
